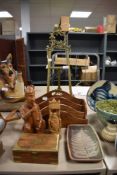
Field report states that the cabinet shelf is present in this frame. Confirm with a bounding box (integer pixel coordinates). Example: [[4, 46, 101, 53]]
[[107, 34, 117, 51], [29, 64, 47, 67], [98, 52, 104, 55], [105, 65, 117, 68], [27, 33, 49, 50], [28, 50, 47, 65], [104, 34, 117, 82], [68, 32, 104, 35], [28, 49, 46, 52], [106, 50, 117, 53], [29, 66, 47, 83], [31, 81, 47, 85], [68, 33, 105, 53], [105, 67, 117, 82]]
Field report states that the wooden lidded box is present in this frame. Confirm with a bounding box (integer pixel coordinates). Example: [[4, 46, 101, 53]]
[[12, 133, 60, 164]]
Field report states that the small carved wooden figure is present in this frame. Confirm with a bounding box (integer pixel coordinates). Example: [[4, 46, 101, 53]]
[[0, 53, 25, 101], [0, 53, 16, 91], [19, 85, 45, 133], [48, 98, 61, 133]]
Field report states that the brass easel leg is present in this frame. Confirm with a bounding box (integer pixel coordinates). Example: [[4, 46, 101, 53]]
[[68, 65, 72, 95], [47, 64, 51, 93], [57, 68, 61, 91], [66, 50, 72, 95]]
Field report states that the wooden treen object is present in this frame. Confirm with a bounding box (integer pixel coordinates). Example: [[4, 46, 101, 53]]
[[48, 98, 61, 133], [19, 85, 46, 133], [0, 53, 25, 101], [36, 90, 88, 127], [0, 53, 16, 90]]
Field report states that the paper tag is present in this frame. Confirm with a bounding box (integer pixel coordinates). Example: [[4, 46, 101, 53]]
[[48, 58, 52, 62], [1, 87, 8, 92], [63, 66, 69, 69], [42, 96, 48, 101]]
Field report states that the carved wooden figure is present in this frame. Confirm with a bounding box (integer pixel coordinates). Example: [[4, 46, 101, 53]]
[[0, 53, 16, 91], [48, 98, 61, 133], [0, 53, 25, 101], [19, 85, 46, 133]]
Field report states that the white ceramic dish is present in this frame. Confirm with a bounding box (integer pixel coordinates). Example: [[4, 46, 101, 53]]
[[67, 124, 104, 162]]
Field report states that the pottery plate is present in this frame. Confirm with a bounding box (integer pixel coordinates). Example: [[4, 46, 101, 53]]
[[87, 80, 117, 111], [67, 124, 103, 162]]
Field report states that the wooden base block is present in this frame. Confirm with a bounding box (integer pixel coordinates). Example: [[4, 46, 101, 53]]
[[12, 133, 60, 164]]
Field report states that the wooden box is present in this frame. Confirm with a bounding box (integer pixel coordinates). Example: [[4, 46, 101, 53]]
[[55, 57, 90, 66], [85, 26, 97, 33], [105, 15, 116, 33], [81, 65, 98, 81], [2, 19, 16, 35], [12, 133, 60, 164], [60, 16, 69, 32]]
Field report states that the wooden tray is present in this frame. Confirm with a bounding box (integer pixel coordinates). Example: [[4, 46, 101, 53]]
[[67, 124, 103, 162]]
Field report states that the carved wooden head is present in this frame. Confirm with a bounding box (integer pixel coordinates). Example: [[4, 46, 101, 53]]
[[49, 98, 60, 113], [25, 85, 35, 105], [0, 53, 16, 89]]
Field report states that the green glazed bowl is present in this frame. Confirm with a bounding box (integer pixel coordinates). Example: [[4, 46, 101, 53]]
[[96, 99, 117, 123]]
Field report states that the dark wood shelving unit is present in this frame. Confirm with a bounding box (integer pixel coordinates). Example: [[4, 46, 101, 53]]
[[27, 32, 117, 85]]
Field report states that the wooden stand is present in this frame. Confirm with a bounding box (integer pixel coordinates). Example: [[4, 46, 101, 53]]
[[12, 133, 60, 164]]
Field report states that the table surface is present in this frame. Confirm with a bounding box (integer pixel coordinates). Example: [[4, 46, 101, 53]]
[[0, 86, 116, 175]]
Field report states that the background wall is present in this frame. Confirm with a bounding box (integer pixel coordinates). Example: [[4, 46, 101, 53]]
[[0, 0, 117, 32]]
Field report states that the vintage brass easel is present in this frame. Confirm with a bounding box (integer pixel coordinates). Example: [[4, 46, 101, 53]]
[[46, 26, 72, 95]]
